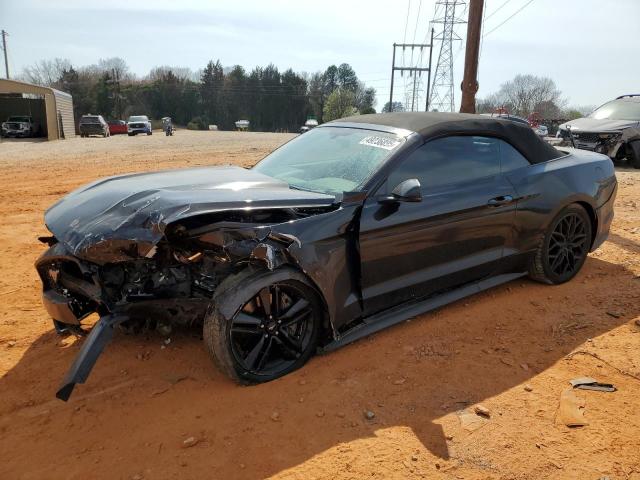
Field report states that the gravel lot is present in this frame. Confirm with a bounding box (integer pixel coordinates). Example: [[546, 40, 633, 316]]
[[0, 130, 639, 480]]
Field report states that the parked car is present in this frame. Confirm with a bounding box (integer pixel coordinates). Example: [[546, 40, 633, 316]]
[[300, 118, 319, 134], [127, 115, 152, 136], [1, 115, 40, 138], [108, 120, 128, 135], [557, 94, 640, 168], [35, 112, 616, 400], [79, 115, 110, 138]]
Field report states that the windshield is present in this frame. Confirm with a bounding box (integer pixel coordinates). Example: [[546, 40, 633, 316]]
[[128, 116, 148, 122], [589, 99, 640, 121], [7, 116, 31, 122], [253, 126, 404, 194]]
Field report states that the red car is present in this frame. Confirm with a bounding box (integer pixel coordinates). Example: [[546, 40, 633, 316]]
[[108, 120, 128, 135]]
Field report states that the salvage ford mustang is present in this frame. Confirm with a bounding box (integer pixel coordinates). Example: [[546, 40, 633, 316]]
[[35, 112, 617, 400]]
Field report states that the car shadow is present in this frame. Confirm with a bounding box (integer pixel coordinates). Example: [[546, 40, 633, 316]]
[[0, 256, 637, 479], [607, 232, 640, 255]]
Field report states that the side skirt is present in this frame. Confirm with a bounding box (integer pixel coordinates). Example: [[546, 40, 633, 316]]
[[321, 272, 526, 353]]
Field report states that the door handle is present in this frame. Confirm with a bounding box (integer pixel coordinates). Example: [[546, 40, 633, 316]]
[[487, 195, 514, 207]]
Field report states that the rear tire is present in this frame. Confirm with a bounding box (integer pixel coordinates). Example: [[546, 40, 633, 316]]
[[628, 140, 640, 169], [528, 203, 592, 284], [204, 268, 322, 384]]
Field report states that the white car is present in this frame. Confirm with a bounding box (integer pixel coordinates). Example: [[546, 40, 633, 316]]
[[127, 115, 152, 136], [535, 125, 549, 137]]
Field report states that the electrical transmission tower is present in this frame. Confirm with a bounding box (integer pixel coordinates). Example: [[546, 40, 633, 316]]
[[428, 0, 466, 112]]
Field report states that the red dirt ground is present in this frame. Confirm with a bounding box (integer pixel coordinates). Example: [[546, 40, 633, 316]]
[[0, 131, 639, 480]]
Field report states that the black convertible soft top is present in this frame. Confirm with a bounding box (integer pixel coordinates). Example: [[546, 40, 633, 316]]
[[332, 112, 563, 164]]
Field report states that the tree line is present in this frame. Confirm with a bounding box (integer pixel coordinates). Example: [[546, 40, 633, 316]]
[[20, 57, 377, 131]]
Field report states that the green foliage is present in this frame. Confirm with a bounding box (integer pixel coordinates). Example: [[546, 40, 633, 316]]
[[565, 109, 585, 120], [323, 89, 358, 122], [187, 116, 207, 130], [382, 101, 405, 113]]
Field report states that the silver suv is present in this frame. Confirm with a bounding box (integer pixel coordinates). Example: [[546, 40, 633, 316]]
[[557, 94, 640, 169], [1, 115, 40, 138]]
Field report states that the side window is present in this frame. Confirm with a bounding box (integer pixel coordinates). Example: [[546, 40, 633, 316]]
[[388, 136, 500, 190], [499, 140, 530, 172]]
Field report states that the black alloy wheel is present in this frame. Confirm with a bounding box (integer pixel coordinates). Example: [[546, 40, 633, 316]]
[[529, 203, 592, 284], [547, 212, 589, 277], [230, 283, 315, 377]]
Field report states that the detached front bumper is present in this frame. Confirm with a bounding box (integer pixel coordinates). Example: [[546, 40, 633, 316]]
[[35, 243, 118, 400]]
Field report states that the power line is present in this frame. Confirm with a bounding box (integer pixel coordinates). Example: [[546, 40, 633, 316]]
[[485, 0, 513, 20], [483, 0, 535, 37]]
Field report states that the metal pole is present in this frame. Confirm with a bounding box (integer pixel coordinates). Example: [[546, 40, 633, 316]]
[[460, 0, 484, 113], [1, 30, 9, 79], [425, 28, 434, 111], [411, 69, 417, 112], [389, 43, 396, 112]]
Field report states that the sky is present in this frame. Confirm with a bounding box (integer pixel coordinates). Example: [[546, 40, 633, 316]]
[[1, 0, 639, 111]]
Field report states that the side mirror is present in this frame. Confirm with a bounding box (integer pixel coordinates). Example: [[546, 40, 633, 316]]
[[379, 178, 422, 203]]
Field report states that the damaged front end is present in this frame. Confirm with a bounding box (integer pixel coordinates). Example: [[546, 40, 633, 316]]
[[36, 166, 343, 400], [557, 126, 640, 161], [37, 206, 338, 400]]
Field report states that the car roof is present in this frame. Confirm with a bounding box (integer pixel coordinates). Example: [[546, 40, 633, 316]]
[[329, 112, 562, 164]]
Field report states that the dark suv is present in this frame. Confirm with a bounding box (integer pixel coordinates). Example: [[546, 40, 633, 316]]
[[79, 115, 110, 138]]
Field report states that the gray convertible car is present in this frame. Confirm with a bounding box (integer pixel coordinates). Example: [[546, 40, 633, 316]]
[[35, 112, 617, 400]]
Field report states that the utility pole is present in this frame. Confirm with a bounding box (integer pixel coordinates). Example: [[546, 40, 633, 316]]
[[459, 0, 484, 113], [389, 42, 434, 112], [425, 28, 435, 111], [1, 30, 9, 79]]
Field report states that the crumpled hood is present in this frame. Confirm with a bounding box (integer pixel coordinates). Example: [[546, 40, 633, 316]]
[[45, 165, 335, 262], [559, 117, 640, 132]]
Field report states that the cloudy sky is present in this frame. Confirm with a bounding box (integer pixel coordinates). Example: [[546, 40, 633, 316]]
[[2, 0, 638, 110]]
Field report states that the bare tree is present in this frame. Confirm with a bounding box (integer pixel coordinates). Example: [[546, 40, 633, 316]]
[[498, 74, 565, 117], [147, 66, 198, 82], [476, 74, 566, 118], [21, 58, 71, 86], [97, 57, 131, 81]]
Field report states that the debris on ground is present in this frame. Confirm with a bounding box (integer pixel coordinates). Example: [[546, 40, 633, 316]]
[[524, 384, 533, 392], [569, 377, 616, 392], [182, 436, 199, 448], [363, 410, 375, 420], [458, 409, 488, 432], [474, 404, 491, 418], [270, 411, 280, 422], [557, 388, 588, 427]]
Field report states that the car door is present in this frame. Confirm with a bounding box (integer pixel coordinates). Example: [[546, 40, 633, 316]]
[[358, 135, 518, 316]]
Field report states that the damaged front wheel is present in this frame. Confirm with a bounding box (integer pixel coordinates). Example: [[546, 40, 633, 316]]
[[204, 268, 321, 383]]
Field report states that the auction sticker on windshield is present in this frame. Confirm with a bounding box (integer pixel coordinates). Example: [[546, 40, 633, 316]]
[[359, 135, 401, 150]]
